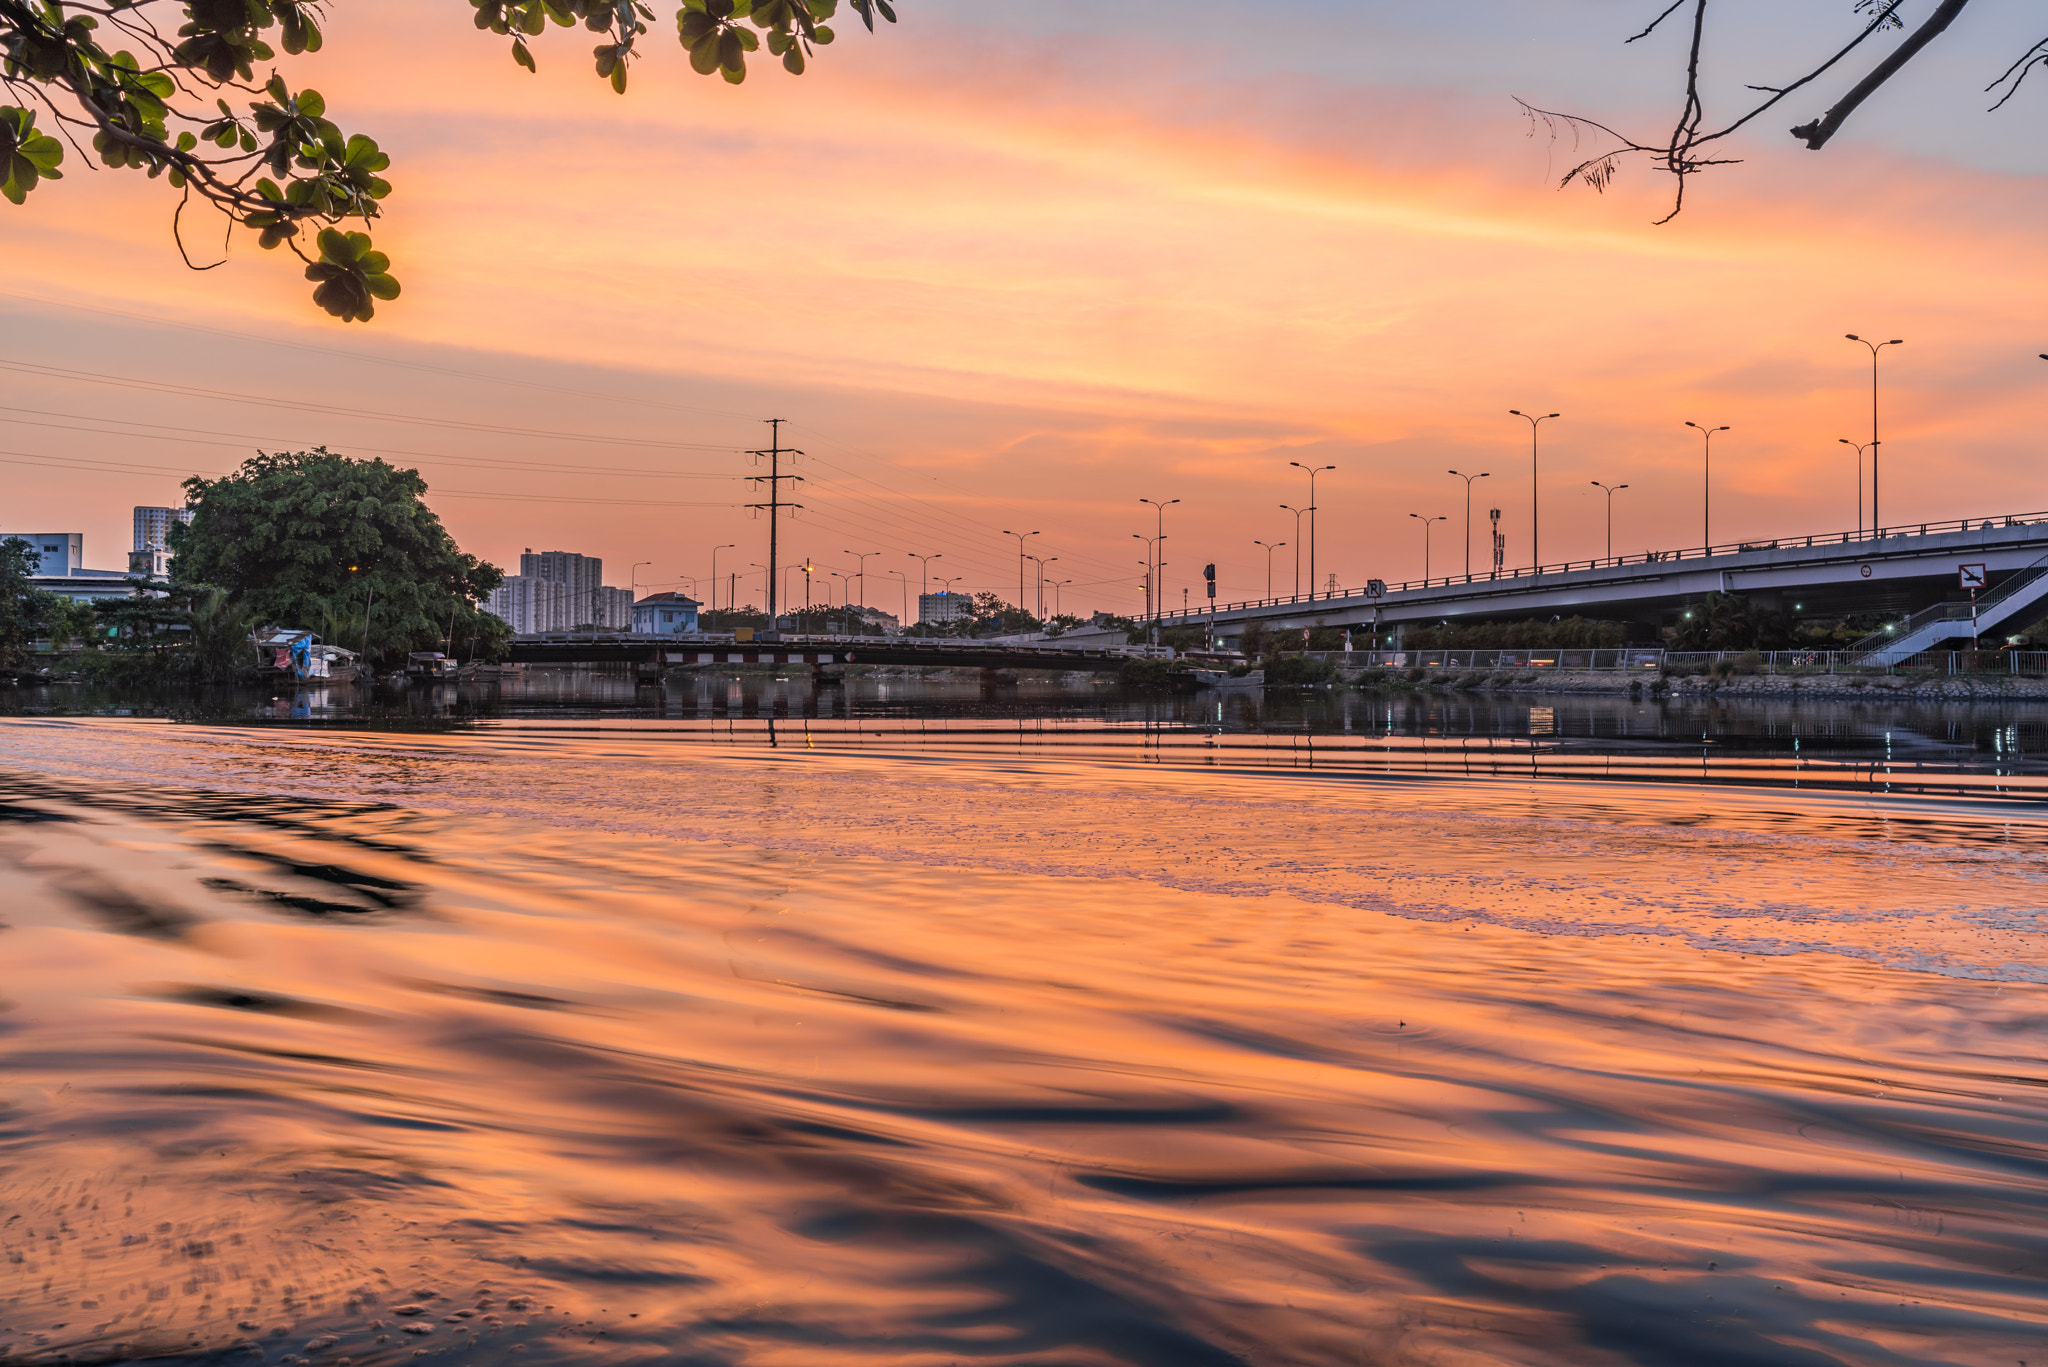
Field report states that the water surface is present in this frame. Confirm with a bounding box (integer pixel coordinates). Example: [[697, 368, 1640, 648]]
[[4, 704, 2048, 1366]]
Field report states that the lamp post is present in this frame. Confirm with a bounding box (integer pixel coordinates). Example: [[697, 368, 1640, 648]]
[[908, 552, 942, 599], [1588, 482, 1629, 559], [1048, 577, 1071, 620], [1279, 504, 1307, 595], [1684, 422, 1729, 548], [1837, 439, 1877, 535], [1508, 410, 1559, 572], [1846, 334, 1903, 531], [629, 560, 652, 612], [1289, 463, 1335, 598], [842, 549, 881, 607], [708, 544, 735, 621], [1000, 530, 1039, 610], [1447, 470, 1490, 577], [887, 569, 909, 630], [1132, 534, 1160, 619], [1408, 514, 1446, 582], [1253, 539, 1285, 598], [1026, 554, 1056, 618], [1139, 497, 1177, 621], [936, 575, 961, 594]]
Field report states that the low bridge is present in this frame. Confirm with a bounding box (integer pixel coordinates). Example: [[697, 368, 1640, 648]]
[[1166, 510, 2048, 651], [507, 633, 1164, 673]]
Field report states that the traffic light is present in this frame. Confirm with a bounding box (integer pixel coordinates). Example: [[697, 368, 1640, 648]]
[[1203, 563, 1216, 599]]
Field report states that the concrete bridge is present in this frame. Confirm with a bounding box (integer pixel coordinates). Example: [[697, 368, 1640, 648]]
[[1164, 510, 2048, 651], [507, 632, 1166, 674]]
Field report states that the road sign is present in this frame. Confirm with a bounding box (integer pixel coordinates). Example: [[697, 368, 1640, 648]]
[[1364, 579, 1387, 600], [1959, 563, 1987, 589]]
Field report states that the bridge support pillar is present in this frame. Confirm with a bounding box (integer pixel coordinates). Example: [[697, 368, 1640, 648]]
[[814, 663, 846, 685], [634, 660, 664, 684]]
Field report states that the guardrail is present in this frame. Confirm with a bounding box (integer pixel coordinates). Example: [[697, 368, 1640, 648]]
[[1160, 509, 2048, 624]]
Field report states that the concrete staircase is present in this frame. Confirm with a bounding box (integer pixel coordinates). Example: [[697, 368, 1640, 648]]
[[1848, 561, 2048, 660]]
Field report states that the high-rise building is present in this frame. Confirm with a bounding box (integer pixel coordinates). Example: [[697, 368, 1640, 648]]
[[519, 549, 604, 627], [485, 576, 571, 634], [133, 506, 193, 552], [918, 591, 974, 627], [591, 586, 635, 630]]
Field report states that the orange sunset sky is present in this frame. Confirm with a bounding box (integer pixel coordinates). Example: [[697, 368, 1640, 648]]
[[5, 1, 2047, 615]]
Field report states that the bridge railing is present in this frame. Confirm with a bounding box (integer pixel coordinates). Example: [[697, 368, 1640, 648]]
[[1161, 509, 2048, 623]]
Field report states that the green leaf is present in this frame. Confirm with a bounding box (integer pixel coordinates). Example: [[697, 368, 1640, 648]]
[[512, 38, 536, 70]]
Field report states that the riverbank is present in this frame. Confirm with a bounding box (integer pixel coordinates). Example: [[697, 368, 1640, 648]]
[[1344, 665, 2048, 700]]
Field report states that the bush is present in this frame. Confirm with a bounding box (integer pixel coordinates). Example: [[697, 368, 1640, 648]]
[[1267, 653, 1337, 686]]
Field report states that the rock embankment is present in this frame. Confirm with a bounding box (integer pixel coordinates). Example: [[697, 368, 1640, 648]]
[[1340, 666, 2048, 700]]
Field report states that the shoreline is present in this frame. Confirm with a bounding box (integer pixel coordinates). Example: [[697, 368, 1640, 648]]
[[1344, 665, 2048, 701]]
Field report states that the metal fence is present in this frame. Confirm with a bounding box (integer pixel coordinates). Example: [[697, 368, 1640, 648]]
[[1289, 647, 2048, 675]]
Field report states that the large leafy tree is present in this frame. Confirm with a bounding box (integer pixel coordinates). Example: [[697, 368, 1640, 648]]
[[170, 447, 509, 662], [0, 0, 894, 319]]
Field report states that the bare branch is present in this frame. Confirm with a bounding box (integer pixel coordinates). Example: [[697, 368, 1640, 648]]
[[1986, 33, 2048, 111], [1790, 0, 1972, 149]]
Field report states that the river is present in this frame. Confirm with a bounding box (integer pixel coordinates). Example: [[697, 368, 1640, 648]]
[[3, 673, 2048, 1365]]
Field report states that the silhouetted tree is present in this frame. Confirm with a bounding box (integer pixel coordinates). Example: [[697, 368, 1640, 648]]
[[1523, 1, 2042, 220]]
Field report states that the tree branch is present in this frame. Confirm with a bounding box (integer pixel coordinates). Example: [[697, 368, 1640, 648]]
[[1790, 0, 1972, 148]]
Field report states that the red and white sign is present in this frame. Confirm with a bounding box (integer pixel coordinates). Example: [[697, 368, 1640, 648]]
[[1959, 563, 1988, 589]]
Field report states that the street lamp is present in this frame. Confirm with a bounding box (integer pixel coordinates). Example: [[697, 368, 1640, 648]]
[[1846, 334, 1903, 531], [908, 552, 942, 599], [1139, 497, 1177, 620], [1001, 530, 1039, 610], [1684, 421, 1729, 549], [886, 569, 909, 630], [629, 561, 653, 601], [1408, 513, 1447, 582], [842, 549, 881, 607], [1132, 534, 1160, 619], [708, 543, 735, 620], [1026, 554, 1056, 618], [1253, 539, 1285, 598], [1289, 463, 1335, 598], [1279, 504, 1307, 595], [1447, 470, 1490, 577], [1048, 577, 1071, 619], [1589, 482, 1629, 559], [1508, 410, 1559, 572], [1837, 439, 1878, 536]]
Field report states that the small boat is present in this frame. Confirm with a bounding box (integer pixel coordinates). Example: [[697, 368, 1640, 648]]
[[406, 651, 460, 680], [1191, 668, 1265, 689]]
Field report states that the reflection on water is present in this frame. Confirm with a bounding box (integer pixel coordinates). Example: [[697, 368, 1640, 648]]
[[4, 711, 2048, 1366]]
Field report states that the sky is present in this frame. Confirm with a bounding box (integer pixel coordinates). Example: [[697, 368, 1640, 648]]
[[5, 0, 2047, 618]]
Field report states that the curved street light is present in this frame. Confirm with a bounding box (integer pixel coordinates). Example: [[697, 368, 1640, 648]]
[[1448, 470, 1490, 577], [707, 544, 736, 620], [1837, 439, 1878, 536], [908, 552, 942, 599], [1138, 498, 1178, 624], [1289, 463, 1335, 597], [1846, 335, 1903, 531], [1589, 482, 1629, 559], [1278, 504, 1307, 595], [1252, 539, 1286, 598], [1684, 422, 1729, 548], [1000, 530, 1040, 611], [1408, 513, 1447, 582], [1508, 410, 1560, 572]]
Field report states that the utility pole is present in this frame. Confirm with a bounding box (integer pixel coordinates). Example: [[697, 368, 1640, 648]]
[[745, 419, 802, 626]]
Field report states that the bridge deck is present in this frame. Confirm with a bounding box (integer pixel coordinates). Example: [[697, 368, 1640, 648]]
[[1167, 510, 2048, 634], [507, 634, 1161, 672]]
